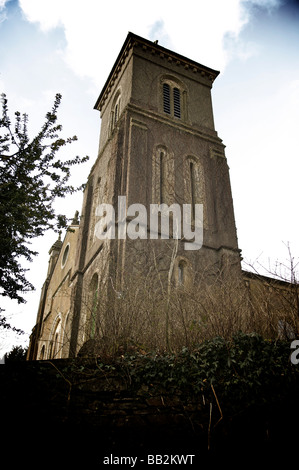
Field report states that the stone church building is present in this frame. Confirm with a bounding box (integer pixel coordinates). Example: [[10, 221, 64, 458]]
[[28, 33, 286, 361]]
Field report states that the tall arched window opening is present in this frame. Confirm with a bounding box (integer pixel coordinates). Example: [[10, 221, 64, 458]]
[[40, 345, 45, 360], [173, 87, 181, 118], [185, 156, 205, 227], [160, 151, 165, 204], [163, 83, 171, 114], [178, 260, 186, 286], [152, 146, 174, 206], [62, 312, 71, 357], [110, 91, 121, 135], [161, 79, 184, 120], [49, 318, 61, 359], [189, 161, 196, 222], [114, 101, 119, 126]]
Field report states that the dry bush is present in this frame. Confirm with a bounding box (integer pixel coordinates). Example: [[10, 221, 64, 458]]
[[47, 244, 299, 359], [76, 265, 261, 356]]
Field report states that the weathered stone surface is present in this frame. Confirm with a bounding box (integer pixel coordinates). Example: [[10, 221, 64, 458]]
[[28, 32, 241, 362]]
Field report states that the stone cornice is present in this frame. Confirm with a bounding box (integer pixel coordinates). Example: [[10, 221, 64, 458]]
[[94, 32, 220, 112], [126, 102, 225, 148]]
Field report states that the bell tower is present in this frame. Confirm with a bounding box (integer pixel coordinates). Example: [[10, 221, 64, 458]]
[[67, 32, 241, 354], [30, 32, 241, 359]]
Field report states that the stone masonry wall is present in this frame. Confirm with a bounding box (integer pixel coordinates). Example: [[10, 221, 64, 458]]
[[1, 358, 298, 466]]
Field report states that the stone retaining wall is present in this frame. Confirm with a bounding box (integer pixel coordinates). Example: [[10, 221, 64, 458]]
[[1, 359, 298, 466]]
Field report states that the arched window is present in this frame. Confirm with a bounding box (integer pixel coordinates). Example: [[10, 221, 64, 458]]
[[40, 345, 45, 360], [189, 161, 196, 222], [61, 243, 70, 268], [174, 258, 190, 287], [173, 87, 181, 118], [161, 78, 185, 120], [110, 90, 121, 135], [159, 150, 165, 204], [184, 156, 205, 225], [62, 312, 71, 356], [49, 317, 61, 359], [178, 260, 186, 286], [152, 146, 174, 206], [114, 101, 119, 125], [163, 83, 171, 114]]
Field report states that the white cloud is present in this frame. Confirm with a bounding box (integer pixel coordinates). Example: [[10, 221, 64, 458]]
[[0, 0, 9, 8], [0, 0, 9, 22], [18, 0, 65, 30], [18, 0, 282, 86], [242, 0, 281, 12]]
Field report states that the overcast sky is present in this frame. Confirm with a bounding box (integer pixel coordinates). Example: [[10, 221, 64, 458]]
[[1, 0, 299, 355]]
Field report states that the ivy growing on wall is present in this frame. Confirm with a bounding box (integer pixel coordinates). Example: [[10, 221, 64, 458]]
[[92, 332, 299, 416]]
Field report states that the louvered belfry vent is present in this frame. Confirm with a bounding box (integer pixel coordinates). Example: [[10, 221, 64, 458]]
[[163, 83, 171, 114], [173, 87, 181, 118]]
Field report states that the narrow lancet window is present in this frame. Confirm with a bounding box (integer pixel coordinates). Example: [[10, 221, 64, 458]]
[[173, 87, 181, 118], [114, 103, 119, 125], [49, 318, 61, 359], [110, 91, 121, 135], [163, 83, 171, 114], [160, 151, 164, 204], [190, 161, 196, 222], [178, 263, 183, 285], [178, 261, 186, 286], [162, 81, 183, 119]]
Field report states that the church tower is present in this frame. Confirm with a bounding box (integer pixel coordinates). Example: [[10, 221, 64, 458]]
[[28, 33, 241, 360]]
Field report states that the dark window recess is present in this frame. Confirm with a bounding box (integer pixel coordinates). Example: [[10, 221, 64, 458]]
[[163, 83, 171, 114], [62, 244, 70, 267], [190, 161, 195, 221], [173, 87, 181, 118], [160, 151, 164, 204], [114, 103, 119, 125]]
